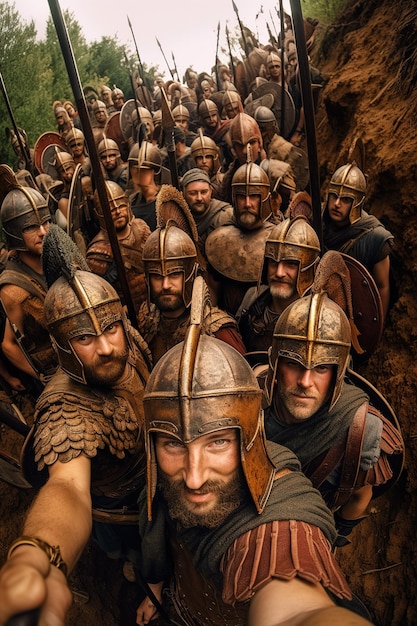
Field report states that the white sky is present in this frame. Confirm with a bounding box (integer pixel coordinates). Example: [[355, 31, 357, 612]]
[[12, 0, 291, 80]]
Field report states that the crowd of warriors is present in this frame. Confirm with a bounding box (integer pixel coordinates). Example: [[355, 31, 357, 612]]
[[0, 13, 403, 626]]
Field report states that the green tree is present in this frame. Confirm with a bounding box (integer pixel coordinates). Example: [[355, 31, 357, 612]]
[[0, 1, 51, 165], [300, 0, 348, 23]]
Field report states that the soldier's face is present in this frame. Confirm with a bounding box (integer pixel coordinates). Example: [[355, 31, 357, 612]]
[[327, 193, 353, 226], [233, 138, 261, 164], [22, 220, 50, 256], [149, 271, 184, 313], [194, 155, 215, 175], [183, 181, 212, 216], [267, 259, 299, 300], [275, 357, 334, 423], [71, 321, 129, 386], [155, 429, 244, 528], [235, 194, 262, 229]]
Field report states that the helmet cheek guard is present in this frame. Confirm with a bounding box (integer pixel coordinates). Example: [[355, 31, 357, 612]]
[[265, 292, 351, 411], [144, 331, 276, 520], [326, 163, 367, 224]]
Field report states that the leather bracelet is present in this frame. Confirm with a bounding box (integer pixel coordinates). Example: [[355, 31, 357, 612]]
[[7, 536, 68, 576]]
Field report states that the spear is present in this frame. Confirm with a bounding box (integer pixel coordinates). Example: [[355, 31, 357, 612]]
[[289, 0, 322, 248], [171, 51, 180, 82], [160, 87, 179, 190], [0, 70, 34, 177], [214, 21, 221, 90], [47, 0, 138, 327], [279, 0, 286, 136], [225, 23, 237, 85], [156, 37, 175, 80], [126, 15, 146, 85], [231, 0, 251, 59]]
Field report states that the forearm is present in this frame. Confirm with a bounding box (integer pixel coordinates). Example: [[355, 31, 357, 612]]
[[277, 606, 373, 626], [339, 484, 372, 520], [1, 337, 38, 378], [22, 475, 93, 572]]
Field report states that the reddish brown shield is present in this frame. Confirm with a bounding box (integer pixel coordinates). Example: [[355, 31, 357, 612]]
[[33, 132, 67, 174]]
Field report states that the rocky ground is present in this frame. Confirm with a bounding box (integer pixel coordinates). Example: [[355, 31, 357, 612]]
[[1, 0, 417, 624]]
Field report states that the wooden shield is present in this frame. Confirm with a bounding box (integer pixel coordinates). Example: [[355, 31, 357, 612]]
[[340, 252, 384, 361], [346, 368, 404, 498], [245, 82, 296, 140], [104, 112, 129, 161], [120, 99, 137, 141], [34, 132, 67, 174]]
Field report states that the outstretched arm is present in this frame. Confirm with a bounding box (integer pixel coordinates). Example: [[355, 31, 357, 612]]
[[0, 455, 92, 626], [248, 577, 373, 626]]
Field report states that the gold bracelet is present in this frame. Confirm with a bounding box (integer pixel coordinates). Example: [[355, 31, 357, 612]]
[[7, 536, 68, 576]]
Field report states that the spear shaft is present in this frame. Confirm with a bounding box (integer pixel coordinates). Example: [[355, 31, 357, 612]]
[[156, 37, 175, 80], [0, 70, 34, 176], [48, 0, 138, 327], [289, 0, 322, 248]]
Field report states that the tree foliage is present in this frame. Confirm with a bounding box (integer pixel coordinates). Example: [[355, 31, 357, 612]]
[[0, 0, 159, 167], [300, 0, 348, 23]]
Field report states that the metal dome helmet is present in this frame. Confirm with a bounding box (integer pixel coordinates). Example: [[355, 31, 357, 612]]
[[1, 184, 51, 251], [92, 99, 107, 114], [128, 141, 162, 174], [65, 127, 86, 150], [265, 292, 352, 412], [190, 130, 220, 172], [326, 162, 367, 224], [254, 105, 279, 134], [232, 161, 271, 226], [53, 149, 76, 175], [44, 269, 130, 384], [230, 112, 263, 148], [261, 216, 320, 294], [222, 90, 243, 118], [142, 222, 198, 308], [198, 99, 219, 122], [131, 107, 154, 139], [172, 104, 190, 124], [97, 137, 121, 159], [93, 180, 132, 230], [111, 85, 124, 102], [143, 311, 276, 520]]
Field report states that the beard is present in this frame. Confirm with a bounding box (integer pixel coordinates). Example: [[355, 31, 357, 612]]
[[237, 211, 261, 230], [269, 281, 296, 300], [82, 341, 129, 387], [158, 468, 246, 528], [152, 291, 184, 312]]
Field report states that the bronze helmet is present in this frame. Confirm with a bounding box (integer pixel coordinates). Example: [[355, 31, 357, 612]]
[[97, 137, 120, 159], [128, 141, 162, 175], [326, 163, 367, 224], [198, 99, 219, 122], [142, 223, 198, 309], [53, 149, 76, 175], [261, 216, 320, 295], [44, 270, 130, 384], [229, 112, 263, 150], [231, 161, 271, 226], [190, 130, 219, 173], [143, 325, 276, 520], [93, 180, 132, 230], [65, 127, 86, 150], [265, 292, 351, 412], [172, 104, 190, 123], [222, 90, 243, 118], [1, 186, 51, 251]]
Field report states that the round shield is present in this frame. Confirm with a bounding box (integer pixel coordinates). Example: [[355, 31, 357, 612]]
[[245, 82, 296, 140], [104, 112, 129, 161], [41, 144, 71, 180], [34, 132, 67, 174], [205, 222, 274, 282], [120, 99, 137, 141], [340, 252, 384, 361], [346, 368, 404, 498]]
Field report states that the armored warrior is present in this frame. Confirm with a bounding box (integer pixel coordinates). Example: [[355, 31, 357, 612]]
[[198, 99, 233, 170], [264, 292, 403, 543], [111, 85, 125, 111], [137, 185, 245, 363], [0, 170, 57, 382], [205, 161, 276, 315], [181, 168, 233, 260], [190, 131, 224, 197], [54, 105, 74, 143], [97, 137, 128, 191], [128, 141, 164, 231], [237, 216, 320, 353], [218, 112, 266, 204], [134, 305, 374, 626], [91, 100, 109, 145], [86, 181, 151, 313], [172, 104, 197, 146], [323, 163, 393, 321], [0, 226, 152, 625]]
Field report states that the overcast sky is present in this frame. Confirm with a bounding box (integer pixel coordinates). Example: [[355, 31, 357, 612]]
[[12, 0, 291, 80]]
